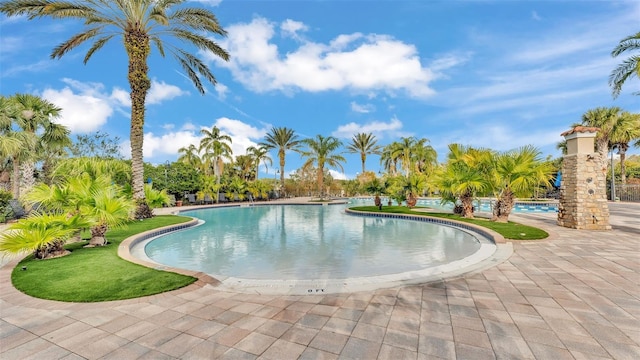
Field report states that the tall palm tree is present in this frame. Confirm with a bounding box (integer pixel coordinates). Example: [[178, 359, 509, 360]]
[[260, 127, 301, 193], [0, 1, 230, 217], [411, 139, 438, 175], [199, 126, 232, 202], [6, 94, 69, 199], [346, 132, 382, 174], [610, 31, 640, 98], [581, 107, 622, 171], [380, 141, 402, 176], [247, 145, 272, 180], [610, 112, 640, 184], [300, 135, 345, 199], [177, 144, 202, 171]]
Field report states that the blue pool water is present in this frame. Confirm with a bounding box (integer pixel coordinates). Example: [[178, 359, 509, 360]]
[[144, 204, 483, 280], [352, 198, 559, 213]]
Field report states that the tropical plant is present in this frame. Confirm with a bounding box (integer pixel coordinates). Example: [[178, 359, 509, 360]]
[[487, 146, 553, 222], [52, 157, 131, 187], [346, 133, 382, 174], [2, 94, 70, 199], [363, 177, 385, 195], [199, 126, 232, 202], [610, 30, 640, 98], [233, 154, 255, 181], [435, 144, 493, 218], [609, 112, 640, 184], [260, 127, 301, 194], [247, 179, 270, 200], [300, 135, 345, 199], [247, 145, 272, 180], [0, 0, 230, 217], [580, 107, 640, 184], [144, 183, 170, 209], [24, 174, 134, 246], [0, 212, 91, 259], [177, 144, 202, 171]]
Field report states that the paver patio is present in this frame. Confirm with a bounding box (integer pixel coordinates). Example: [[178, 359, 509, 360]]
[[1, 201, 638, 359]]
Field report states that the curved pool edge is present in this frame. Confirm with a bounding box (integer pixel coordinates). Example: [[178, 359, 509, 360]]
[[123, 208, 513, 296], [118, 218, 221, 287]]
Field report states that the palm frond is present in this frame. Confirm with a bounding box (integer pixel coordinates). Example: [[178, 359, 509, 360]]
[[83, 34, 113, 63], [51, 27, 101, 59], [609, 55, 640, 98]]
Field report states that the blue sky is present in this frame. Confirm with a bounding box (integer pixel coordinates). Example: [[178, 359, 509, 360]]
[[1, 0, 639, 180]]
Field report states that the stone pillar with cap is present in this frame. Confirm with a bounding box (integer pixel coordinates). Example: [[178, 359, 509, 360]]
[[557, 126, 611, 230]]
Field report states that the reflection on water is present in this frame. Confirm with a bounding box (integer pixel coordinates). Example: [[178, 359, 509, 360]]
[[145, 204, 481, 280]]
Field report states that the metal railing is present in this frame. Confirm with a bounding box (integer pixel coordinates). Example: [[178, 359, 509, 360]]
[[611, 184, 640, 202]]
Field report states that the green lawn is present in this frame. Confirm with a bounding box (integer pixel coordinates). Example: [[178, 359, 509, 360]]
[[11, 215, 196, 302], [349, 206, 549, 240]]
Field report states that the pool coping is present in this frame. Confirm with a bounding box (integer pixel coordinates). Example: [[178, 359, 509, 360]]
[[120, 206, 513, 295]]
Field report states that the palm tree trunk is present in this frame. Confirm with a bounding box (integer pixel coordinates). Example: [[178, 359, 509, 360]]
[[279, 151, 285, 196], [20, 161, 36, 194], [125, 29, 151, 218], [492, 189, 514, 222], [619, 149, 627, 184], [460, 191, 474, 218], [361, 153, 366, 174], [12, 156, 20, 199], [317, 166, 324, 198]]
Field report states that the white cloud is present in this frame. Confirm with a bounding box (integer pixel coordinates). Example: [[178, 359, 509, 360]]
[[215, 83, 229, 100], [213, 117, 269, 157], [37, 78, 186, 134], [329, 169, 347, 181], [350, 101, 375, 114], [147, 79, 188, 104], [41, 82, 114, 133], [120, 130, 202, 159], [206, 17, 436, 98], [110, 87, 130, 107], [332, 116, 408, 139], [280, 19, 308, 40]]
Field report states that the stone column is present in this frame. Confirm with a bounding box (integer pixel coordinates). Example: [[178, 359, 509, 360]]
[[557, 126, 611, 230]]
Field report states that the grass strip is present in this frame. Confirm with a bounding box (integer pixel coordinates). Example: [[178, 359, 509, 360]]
[[349, 206, 548, 240], [11, 215, 196, 302]]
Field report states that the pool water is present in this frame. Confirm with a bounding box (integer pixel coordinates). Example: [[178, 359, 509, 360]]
[[144, 204, 483, 281], [353, 198, 559, 213]]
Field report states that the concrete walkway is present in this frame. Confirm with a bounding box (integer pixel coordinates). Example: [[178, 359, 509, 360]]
[[1, 201, 639, 359]]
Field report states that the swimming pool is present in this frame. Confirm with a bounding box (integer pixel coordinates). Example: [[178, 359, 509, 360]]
[[351, 198, 559, 213], [139, 203, 499, 293]]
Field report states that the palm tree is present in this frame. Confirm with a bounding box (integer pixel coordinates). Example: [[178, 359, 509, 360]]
[[435, 144, 492, 218], [247, 145, 272, 180], [5, 94, 70, 199], [380, 142, 402, 176], [260, 127, 301, 194], [488, 146, 552, 222], [0, 1, 230, 217], [412, 140, 438, 175], [346, 133, 382, 174], [199, 126, 232, 202], [0, 212, 91, 259], [610, 112, 640, 184], [300, 135, 345, 199], [581, 107, 622, 171], [25, 173, 135, 246], [610, 31, 640, 98], [177, 144, 202, 171]]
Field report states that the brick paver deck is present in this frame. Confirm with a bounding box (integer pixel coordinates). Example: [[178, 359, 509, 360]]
[[1, 201, 638, 359]]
